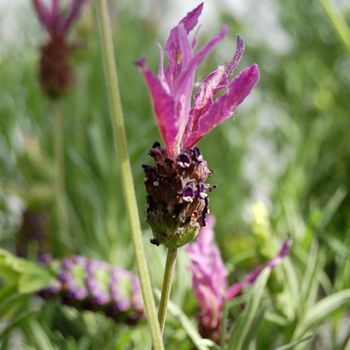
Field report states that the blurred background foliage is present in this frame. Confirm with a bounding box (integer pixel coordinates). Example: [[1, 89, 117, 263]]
[[0, 0, 350, 349]]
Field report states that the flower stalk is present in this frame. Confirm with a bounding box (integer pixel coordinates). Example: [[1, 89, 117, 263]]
[[53, 100, 71, 243], [94, 0, 164, 349], [158, 248, 177, 334]]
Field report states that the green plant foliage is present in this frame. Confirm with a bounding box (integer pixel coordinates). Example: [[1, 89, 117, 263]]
[[1, 0, 350, 349]]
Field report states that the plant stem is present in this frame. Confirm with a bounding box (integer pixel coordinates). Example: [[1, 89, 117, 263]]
[[158, 248, 177, 335], [53, 100, 70, 245], [94, 1, 164, 349]]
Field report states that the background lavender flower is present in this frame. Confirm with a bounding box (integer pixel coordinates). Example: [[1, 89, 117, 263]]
[[185, 215, 291, 343], [32, 0, 86, 97], [39, 255, 145, 325], [16, 209, 50, 260]]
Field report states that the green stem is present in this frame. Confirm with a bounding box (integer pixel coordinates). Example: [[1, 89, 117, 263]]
[[318, 0, 350, 57], [53, 100, 70, 245], [94, 1, 164, 349], [158, 248, 177, 335]]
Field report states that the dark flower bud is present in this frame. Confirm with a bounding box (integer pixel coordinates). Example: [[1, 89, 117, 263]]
[[142, 143, 216, 249]]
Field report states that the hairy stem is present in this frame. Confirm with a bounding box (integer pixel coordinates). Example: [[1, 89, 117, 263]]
[[94, 1, 164, 349], [158, 248, 177, 335]]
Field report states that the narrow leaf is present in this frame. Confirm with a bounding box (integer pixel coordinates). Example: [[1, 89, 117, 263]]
[[154, 289, 209, 350], [227, 268, 271, 350], [275, 334, 313, 350], [293, 289, 350, 340]]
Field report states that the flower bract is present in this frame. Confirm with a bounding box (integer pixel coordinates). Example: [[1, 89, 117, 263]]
[[137, 3, 259, 157]]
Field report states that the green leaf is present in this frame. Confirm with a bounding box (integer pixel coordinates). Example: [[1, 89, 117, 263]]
[[220, 294, 228, 347], [22, 318, 56, 350], [317, 186, 347, 232], [154, 289, 209, 350], [0, 309, 37, 342], [21, 345, 38, 350], [196, 339, 223, 350], [293, 289, 350, 340], [227, 268, 271, 350], [264, 312, 288, 327], [0, 292, 30, 318], [275, 334, 313, 350], [18, 263, 55, 293], [0, 248, 55, 293]]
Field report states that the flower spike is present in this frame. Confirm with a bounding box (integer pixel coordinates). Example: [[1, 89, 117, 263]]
[[186, 216, 291, 342], [31, 0, 86, 97], [138, 4, 259, 249]]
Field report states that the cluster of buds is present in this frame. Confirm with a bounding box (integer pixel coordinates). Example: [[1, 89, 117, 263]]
[[32, 0, 86, 97], [143, 142, 215, 249], [39, 255, 144, 325]]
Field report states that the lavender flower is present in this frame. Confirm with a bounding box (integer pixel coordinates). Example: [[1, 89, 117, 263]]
[[32, 0, 86, 97], [185, 216, 291, 343], [138, 4, 259, 249], [38, 255, 145, 325]]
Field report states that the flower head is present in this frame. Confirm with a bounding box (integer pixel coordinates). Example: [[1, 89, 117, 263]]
[[137, 3, 259, 157], [38, 255, 145, 324], [185, 215, 292, 343], [32, 0, 86, 97], [143, 143, 215, 249], [139, 5, 258, 249]]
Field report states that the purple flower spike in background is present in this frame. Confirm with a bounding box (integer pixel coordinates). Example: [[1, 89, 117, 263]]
[[138, 4, 259, 249], [38, 256, 145, 325], [185, 215, 291, 343], [32, 0, 86, 97]]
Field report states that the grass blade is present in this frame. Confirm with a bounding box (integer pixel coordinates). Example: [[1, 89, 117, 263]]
[[227, 268, 271, 350]]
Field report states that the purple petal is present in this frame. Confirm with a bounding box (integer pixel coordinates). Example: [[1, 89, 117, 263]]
[[60, 0, 86, 35], [136, 58, 178, 155], [157, 44, 170, 94], [186, 215, 228, 323], [182, 186, 195, 203], [178, 23, 193, 68], [211, 246, 228, 292], [177, 152, 191, 168], [174, 23, 195, 146], [191, 25, 201, 50], [182, 35, 245, 144], [172, 26, 228, 101], [183, 64, 259, 148], [32, 0, 51, 31], [50, 0, 59, 22], [225, 239, 292, 301], [164, 3, 204, 90]]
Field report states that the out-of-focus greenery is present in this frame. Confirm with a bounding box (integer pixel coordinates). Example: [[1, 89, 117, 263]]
[[0, 0, 350, 349]]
